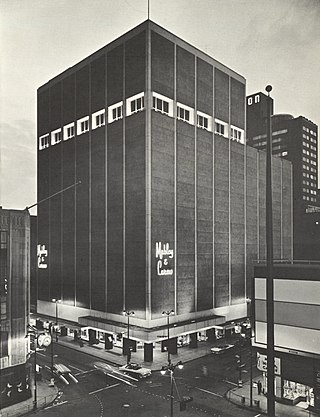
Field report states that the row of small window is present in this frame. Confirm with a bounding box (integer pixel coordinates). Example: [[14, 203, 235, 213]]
[[302, 188, 317, 195], [302, 180, 317, 188], [303, 172, 317, 180], [302, 149, 317, 158], [303, 164, 317, 173], [152, 92, 243, 141], [303, 134, 317, 144], [302, 157, 317, 165], [39, 91, 244, 150], [39, 93, 144, 149], [303, 196, 317, 202], [303, 126, 317, 136], [303, 141, 317, 151]]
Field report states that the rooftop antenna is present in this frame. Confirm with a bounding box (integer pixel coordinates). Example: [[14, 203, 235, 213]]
[[148, 0, 150, 19]]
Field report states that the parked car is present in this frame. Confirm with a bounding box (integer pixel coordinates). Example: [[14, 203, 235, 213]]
[[210, 344, 234, 354], [119, 363, 152, 378]]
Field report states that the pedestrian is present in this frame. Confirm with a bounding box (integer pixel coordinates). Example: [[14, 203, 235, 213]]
[[257, 380, 262, 395]]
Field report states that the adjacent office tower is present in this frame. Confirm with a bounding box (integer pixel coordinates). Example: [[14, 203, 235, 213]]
[[36, 21, 292, 361], [247, 92, 319, 259]]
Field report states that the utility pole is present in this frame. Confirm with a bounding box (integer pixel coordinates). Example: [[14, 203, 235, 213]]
[[265, 85, 275, 417]]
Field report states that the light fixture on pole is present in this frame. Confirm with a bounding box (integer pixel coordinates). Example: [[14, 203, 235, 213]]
[[123, 310, 135, 364], [161, 361, 183, 417], [162, 310, 174, 365], [52, 298, 61, 342]]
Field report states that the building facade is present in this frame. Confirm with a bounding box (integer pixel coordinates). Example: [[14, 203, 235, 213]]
[[0, 208, 31, 408], [36, 21, 293, 361], [247, 92, 319, 259], [253, 262, 320, 413]]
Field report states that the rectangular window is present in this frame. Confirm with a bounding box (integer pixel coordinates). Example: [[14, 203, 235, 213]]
[[51, 128, 62, 145], [0, 331, 8, 357], [230, 126, 244, 143], [197, 111, 212, 131], [126, 92, 145, 116], [108, 101, 123, 123], [77, 116, 89, 135], [215, 119, 228, 138], [92, 109, 105, 129], [39, 134, 50, 150], [152, 92, 173, 116], [177, 103, 194, 124], [63, 122, 75, 140]]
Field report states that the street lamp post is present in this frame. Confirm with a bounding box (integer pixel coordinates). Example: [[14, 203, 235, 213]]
[[52, 298, 61, 342], [162, 310, 174, 365], [123, 310, 135, 364], [265, 84, 275, 417], [161, 361, 183, 417], [26, 325, 38, 410]]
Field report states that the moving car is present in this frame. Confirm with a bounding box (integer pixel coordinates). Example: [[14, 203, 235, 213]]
[[210, 344, 234, 354], [119, 363, 152, 378], [53, 363, 79, 384]]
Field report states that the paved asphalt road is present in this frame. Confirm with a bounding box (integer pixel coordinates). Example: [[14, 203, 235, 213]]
[[37, 342, 259, 417]]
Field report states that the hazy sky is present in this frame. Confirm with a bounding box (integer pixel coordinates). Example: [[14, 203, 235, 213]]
[[1, 0, 320, 214]]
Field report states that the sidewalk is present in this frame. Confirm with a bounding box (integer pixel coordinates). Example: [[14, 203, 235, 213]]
[[227, 376, 319, 417], [57, 334, 215, 370], [0, 379, 58, 417]]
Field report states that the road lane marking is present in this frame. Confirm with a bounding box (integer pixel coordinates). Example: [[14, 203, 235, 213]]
[[75, 369, 97, 376], [223, 379, 238, 386], [69, 364, 85, 372], [89, 383, 120, 395], [254, 414, 261, 417], [37, 352, 46, 357], [196, 387, 223, 398]]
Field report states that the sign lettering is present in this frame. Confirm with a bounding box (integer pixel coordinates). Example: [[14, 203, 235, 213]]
[[156, 242, 174, 276]]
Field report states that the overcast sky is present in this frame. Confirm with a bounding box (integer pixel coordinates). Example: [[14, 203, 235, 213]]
[[1, 0, 319, 214]]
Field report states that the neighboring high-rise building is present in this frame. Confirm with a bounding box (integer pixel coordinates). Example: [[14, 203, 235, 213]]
[[0, 208, 31, 409], [36, 20, 292, 362], [247, 91, 319, 259]]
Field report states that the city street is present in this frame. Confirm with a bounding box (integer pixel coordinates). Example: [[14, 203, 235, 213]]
[[36, 342, 258, 417]]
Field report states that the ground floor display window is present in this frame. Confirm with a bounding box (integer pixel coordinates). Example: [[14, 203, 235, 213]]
[[283, 380, 314, 407]]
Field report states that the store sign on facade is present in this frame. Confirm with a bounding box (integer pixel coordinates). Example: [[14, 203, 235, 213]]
[[257, 352, 281, 375], [37, 244, 48, 269], [156, 242, 174, 276]]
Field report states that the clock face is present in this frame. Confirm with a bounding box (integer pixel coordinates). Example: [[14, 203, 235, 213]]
[[38, 333, 52, 347]]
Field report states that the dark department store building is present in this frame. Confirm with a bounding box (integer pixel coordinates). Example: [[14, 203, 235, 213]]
[[36, 20, 293, 361]]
